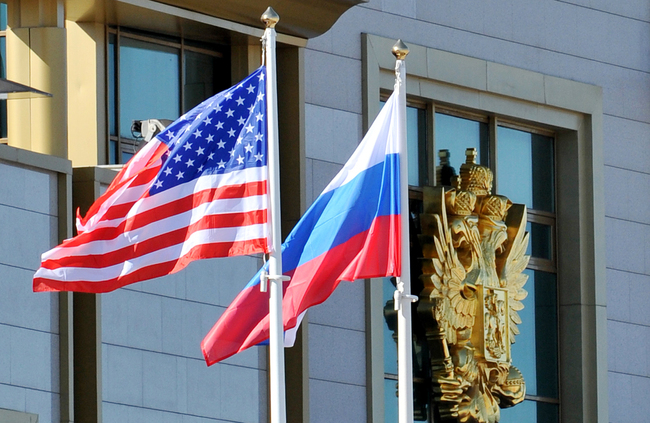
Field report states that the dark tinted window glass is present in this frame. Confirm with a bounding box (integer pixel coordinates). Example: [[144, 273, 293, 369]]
[[119, 38, 180, 140], [530, 222, 553, 260], [497, 126, 554, 212], [510, 270, 558, 398], [435, 113, 489, 175], [108, 34, 117, 138], [500, 399, 559, 423]]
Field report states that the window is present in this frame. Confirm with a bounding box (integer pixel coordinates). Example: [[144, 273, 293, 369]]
[[107, 28, 229, 164], [364, 34, 606, 423], [381, 105, 560, 422]]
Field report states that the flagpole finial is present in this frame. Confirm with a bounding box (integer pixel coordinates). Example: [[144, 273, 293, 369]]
[[261, 7, 280, 28], [392, 39, 409, 60]]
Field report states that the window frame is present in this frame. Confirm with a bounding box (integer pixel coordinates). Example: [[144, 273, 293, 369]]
[[363, 33, 607, 423], [105, 26, 227, 165]]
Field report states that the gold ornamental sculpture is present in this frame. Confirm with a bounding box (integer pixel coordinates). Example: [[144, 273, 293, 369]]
[[417, 148, 529, 422]]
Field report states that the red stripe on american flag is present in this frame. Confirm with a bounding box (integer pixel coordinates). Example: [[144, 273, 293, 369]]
[[33, 238, 267, 293], [40, 209, 267, 270]]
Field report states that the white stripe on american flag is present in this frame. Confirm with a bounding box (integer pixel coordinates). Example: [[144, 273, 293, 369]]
[[34, 224, 267, 282], [81, 165, 267, 231], [42, 194, 267, 260]]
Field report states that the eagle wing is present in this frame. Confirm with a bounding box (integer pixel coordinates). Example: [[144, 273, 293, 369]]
[[420, 190, 480, 346], [497, 204, 530, 345]]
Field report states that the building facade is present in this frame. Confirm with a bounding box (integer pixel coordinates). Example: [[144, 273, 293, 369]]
[[0, 0, 647, 422]]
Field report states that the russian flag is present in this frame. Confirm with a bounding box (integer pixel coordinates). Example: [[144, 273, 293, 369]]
[[201, 90, 403, 365]]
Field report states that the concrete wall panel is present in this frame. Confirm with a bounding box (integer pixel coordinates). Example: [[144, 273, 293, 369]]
[[308, 323, 365, 386], [0, 158, 64, 422], [309, 379, 366, 423]]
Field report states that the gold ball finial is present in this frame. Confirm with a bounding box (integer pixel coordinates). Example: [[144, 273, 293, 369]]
[[392, 39, 409, 60], [261, 7, 280, 28]]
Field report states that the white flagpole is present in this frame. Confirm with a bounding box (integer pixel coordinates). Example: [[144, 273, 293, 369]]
[[262, 7, 288, 423], [392, 40, 417, 423]]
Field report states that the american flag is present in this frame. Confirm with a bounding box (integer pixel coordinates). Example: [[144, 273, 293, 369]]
[[33, 67, 269, 293]]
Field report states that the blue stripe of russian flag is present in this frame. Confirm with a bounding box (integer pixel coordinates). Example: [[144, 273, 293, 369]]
[[246, 152, 399, 289]]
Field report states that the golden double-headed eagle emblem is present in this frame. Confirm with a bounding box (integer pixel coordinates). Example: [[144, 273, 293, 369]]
[[417, 148, 529, 422]]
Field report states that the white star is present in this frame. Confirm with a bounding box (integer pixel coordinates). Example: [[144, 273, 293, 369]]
[[197, 165, 204, 173], [248, 104, 255, 113], [216, 121, 224, 130], [214, 104, 222, 113], [154, 180, 163, 189], [165, 131, 174, 139], [227, 128, 236, 137], [193, 129, 202, 138], [217, 159, 226, 169], [245, 144, 254, 154], [183, 142, 193, 151], [206, 134, 214, 143], [237, 116, 246, 126], [255, 133, 264, 142], [226, 109, 234, 118], [196, 146, 205, 155], [258, 72, 265, 81], [237, 83, 244, 89], [185, 158, 194, 167], [164, 167, 172, 176], [257, 93, 264, 102], [237, 136, 243, 145], [229, 148, 236, 157], [254, 152, 264, 162], [246, 84, 255, 94], [173, 155, 182, 163], [224, 92, 233, 100], [236, 97, 245, 106], [236, 155, 245, 165], [208, 152, 215, 160], [245, 124, 254, 133], [175, 171, 184, 180], [203, 116, 212, 125], [255, 112, 264, 121], [217, 140, 226, 149]]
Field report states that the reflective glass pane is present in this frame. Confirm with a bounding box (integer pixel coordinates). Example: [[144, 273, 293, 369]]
[[497, 126, 533, 207], [511, 269, 537, 395], [497, 126, 554, 212], [109, 140, 117, 165], [0, 36, 5, 77], [530, 222, 552, 260], [379, 103, 426, 186], [184, 50, 216, 112], [500, 399, 559, 423], [435, 113, 489, 180], [510, 270, 558, 398], [121, 150, 135, 164], [406, 106, 427, 186], [0, 4, 6, 31], [108, 34, 117, 139], [119, 37, 179, 140], [531, 133, 554, 212], [383, 278, 398, 375], [533, 271, 558, 398], [384, 378, 399, 422]]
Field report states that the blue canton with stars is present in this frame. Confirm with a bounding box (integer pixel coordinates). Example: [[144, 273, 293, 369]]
[[149, 67, 267, 195]]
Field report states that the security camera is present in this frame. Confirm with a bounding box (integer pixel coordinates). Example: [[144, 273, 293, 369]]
[[131, 119, 173, 142]]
